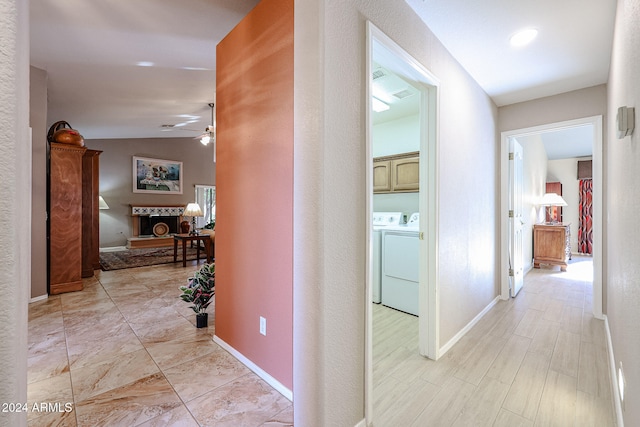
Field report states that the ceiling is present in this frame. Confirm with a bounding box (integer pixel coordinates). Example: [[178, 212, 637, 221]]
[[371, 63, 421, 125], [405, 0, 616, 107], [31, 0, 616, 145], [30, 0, 259, 140]]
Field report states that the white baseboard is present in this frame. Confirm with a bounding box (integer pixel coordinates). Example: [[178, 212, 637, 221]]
[[524, 263, 533, 275], [213, 335, 293, 402], [439, 296, 499, 356], [353, 418, 367, 427], [100, 246, 127, 253], [29, 294, 48, 304], [604, 315, 624, 427]]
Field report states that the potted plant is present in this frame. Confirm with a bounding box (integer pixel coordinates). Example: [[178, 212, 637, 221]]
[[179, 263, 215, 328]]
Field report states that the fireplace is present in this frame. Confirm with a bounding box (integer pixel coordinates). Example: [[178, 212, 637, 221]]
[[128, 205, 185, 248], [138, 216, 179, 237]]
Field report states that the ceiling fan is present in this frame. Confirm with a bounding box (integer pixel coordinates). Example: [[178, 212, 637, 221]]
[[196, 103, 215, 146]]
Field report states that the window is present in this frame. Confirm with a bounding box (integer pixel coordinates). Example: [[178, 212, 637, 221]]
[[195, 185, 215, 228]]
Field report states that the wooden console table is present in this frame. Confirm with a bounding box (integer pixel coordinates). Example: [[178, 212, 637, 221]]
[[173, 234, 212, 267], [533, 223, 571, 271]]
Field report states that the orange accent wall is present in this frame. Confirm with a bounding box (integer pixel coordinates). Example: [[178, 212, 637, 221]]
[[215, 0, 293, 390]]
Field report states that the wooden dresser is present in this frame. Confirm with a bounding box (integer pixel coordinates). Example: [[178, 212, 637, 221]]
[[533, 223, 571, 272]]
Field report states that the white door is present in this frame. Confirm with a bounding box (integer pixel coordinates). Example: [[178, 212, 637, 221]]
[[509, 139, 524, 297]]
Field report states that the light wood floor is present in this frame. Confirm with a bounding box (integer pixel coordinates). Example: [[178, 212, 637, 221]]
[[373, 255, 616, 426]]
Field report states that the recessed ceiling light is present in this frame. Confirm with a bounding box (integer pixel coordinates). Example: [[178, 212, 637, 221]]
[[372, 97, 390, 113], [136, 61, 155, 67], [510, 28, 538, 47]]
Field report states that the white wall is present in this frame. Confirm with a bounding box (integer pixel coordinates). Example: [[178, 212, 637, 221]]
[[547, 157, 591, 252], [294, 0, 498, 424], [606, 0, 640, 424], [373, 114, 420, 156], [373, 193, 418, 214], [0, 0, 30, 425], [373, 114, 420, 214]]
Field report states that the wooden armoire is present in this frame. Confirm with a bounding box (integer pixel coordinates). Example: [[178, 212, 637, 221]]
[[48, 142, 101, 295], [82, 149, 102, 276]]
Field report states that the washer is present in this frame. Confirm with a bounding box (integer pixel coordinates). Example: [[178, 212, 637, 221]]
[[372, 212, 404, 303], [381, 213, 420, 315]]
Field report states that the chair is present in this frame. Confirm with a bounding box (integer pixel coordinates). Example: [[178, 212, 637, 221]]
[[198, 229, 215, 260]]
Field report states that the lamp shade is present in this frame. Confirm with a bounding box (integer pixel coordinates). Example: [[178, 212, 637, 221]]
[[540, 193, 567, 207], [98, 196, 109, 210], [184, 202, 203, 217]]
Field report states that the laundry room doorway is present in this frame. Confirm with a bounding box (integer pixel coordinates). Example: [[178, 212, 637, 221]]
[[365, 22, 439, 422]]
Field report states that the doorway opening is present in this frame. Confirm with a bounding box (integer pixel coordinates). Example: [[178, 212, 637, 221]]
[[365, 22, 439, 422], [500, 116, 603, 319]]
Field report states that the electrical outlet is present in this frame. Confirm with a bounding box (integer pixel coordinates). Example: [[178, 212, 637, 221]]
[[260, 316, 267, 336]]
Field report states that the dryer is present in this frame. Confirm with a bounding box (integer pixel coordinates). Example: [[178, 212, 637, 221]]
[[372, 212, 404, 303], [381, 213, 420, 315]]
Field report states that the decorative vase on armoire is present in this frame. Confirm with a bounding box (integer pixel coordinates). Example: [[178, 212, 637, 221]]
[[49, 141, 86, 294]]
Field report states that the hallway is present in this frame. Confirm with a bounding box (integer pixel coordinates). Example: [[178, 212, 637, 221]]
[[373, 255, 615, 426], [27, 262, 293, 426]]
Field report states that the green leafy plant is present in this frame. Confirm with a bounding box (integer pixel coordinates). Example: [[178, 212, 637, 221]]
[[204, 221, 215, 230], [179, 263, 215, 314]]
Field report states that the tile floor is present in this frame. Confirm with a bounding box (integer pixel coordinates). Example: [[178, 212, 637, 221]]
[[29, 255, 615, 426], [27, 260, 293, 427], [373, 255, 616, 426]]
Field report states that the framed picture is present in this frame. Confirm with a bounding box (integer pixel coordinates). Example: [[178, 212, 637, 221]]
[[133, 156, 183, 194]]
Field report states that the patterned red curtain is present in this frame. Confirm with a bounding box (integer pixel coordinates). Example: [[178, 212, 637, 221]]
[[578, 179, 593, 254]]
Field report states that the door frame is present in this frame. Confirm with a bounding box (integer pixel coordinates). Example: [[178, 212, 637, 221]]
[[499, 116, 603, 319], [365, 21, 440, 422]]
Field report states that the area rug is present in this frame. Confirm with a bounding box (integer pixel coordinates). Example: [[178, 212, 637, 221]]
[[100, 247, 206, 271]]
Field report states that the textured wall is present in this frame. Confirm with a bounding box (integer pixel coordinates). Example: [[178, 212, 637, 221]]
[[294, 0, 498, 424], [499, 85, 607, 133], [0, 0, 30, 425], [606, 0, 640, 424], [29, 66, 48, 299], [216, 0, 294, 390]]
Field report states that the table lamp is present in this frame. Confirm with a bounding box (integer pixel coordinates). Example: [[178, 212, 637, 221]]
[[183, 202, 203, 235], [540, 193, 567, 224], [98, 196, 109, 210]]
